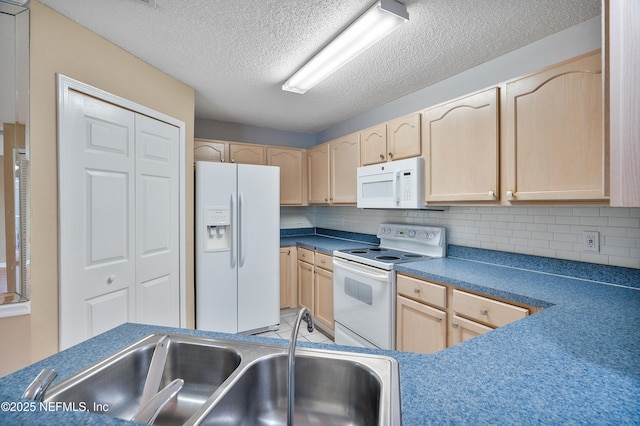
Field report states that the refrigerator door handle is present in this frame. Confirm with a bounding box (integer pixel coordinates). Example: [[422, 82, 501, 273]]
[[239, 192, 245, 267], [230, 193, 236, 268]]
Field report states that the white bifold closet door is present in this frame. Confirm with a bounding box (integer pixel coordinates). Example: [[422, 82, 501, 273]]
[[59, 89, 180, 350]]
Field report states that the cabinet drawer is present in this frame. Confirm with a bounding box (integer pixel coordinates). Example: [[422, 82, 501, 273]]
[[397, 275, 446, 309], [315, 252, 333, 271], [452, 289, 528, 328], [298, 247, 315, 264]]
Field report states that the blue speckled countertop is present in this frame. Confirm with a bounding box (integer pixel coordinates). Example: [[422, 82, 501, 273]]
[[1, 231, 639, 424], [280, 227, 379, 254]]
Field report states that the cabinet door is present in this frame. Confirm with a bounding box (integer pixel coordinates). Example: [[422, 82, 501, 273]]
[[608, 1, 640, 207], [423, 88, 499, 202], [266, 147, 307, 205], [314, 267, 334, 330], [194, 139, 227, 162], [307, 143, 330, 204], [360, 124, 387, 165], [297, 260, 314, 312], [396, 295, 446, 354], [505, 50, 605, 201], [450, 314, 493, 346], [280, 248, 296, 309], [387, 113, 421, 161], [330, 133, 359, 204], [229, 143, 265, 165]]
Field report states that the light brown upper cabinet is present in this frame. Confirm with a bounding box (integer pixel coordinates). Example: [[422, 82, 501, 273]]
[[422, 87, 499, 203], [330, 133, 359, 204], [229, 142, 265, 165], [309, 134, 359, 205], [504, 50, 606, 202], [266, 147, 307, 205], [360, 124, 387, 165], [194, 138, 227, 162], [607, 1, 640, 207], [359, 113, 421, 165], [387, 113, 421, 161], [307, 143, 331, 204]]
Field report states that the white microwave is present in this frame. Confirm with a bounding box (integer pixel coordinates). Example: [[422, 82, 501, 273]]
[[357, 157, 425, 209]]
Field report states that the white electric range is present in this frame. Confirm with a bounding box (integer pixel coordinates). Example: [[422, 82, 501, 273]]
[[333, 223, 446, 350]]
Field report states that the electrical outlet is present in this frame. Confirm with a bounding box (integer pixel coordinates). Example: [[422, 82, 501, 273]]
[[583, 231, 600, 252]]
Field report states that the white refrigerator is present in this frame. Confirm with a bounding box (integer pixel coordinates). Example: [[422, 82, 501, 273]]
[[195, 161, 280, 333]]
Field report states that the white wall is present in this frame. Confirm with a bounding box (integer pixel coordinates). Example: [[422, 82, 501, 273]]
[[195, 118, 317, 148], [282, 206, 640, 269]]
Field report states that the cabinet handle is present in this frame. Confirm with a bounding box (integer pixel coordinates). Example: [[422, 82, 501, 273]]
[[107, 275, 116, 284], [325, 198, 328, 202], [413, 288, 421, 294], [436, 317, 443, 323], [452, 323, 459, 329], [388, 152, 393, 158], [287, 250, 290, 255], [506, 190, 514, 199], [380, 154, 385, 160], [480, 308, 488, 316], [488, 190, 496, 199], [231, 159, 235, 163], [321, 259, 325, 264]]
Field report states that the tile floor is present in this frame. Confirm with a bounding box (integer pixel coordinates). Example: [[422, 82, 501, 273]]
[[254, 308, 334, 344]]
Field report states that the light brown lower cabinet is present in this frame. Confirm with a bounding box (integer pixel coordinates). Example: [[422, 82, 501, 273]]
[[297, 259, 314, 312], [396, 295, 446, 354], [396, 273, 535, 354], [314, 267, 334, 331], [279, 247, 297, 309], [297, 249, 334, 332], [450, 314, 493, 345]]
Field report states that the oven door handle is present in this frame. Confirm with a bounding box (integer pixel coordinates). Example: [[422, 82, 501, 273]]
[[334, 260, 390, 280]]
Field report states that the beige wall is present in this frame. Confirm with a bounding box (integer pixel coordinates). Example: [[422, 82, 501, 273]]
[[0, 1, 195, 375]]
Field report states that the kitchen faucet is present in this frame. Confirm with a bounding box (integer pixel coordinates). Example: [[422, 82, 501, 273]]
[[287, 307, 314, 426]]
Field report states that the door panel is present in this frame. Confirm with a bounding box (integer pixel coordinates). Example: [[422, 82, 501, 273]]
[[60, 90, 135, 349], [135, 114, 180, 327], [86, 170, 130, 264], [85, 289, 130, 337], [60, 90, 181, 349], [139, 275, 173, 326]]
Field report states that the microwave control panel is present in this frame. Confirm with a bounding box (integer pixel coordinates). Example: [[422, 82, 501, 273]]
[[401, 171, 413, 201]]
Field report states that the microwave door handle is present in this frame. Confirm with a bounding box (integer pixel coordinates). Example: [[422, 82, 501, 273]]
[[393, 171, 400, 204]]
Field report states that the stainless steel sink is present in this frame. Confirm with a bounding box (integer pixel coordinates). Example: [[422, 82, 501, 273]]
[[43, 334, 242, 424], [192, 352, 390, 426], [43, 333, 401, 425]]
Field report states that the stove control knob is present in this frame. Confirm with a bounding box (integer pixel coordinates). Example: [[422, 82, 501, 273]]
[[420, 232, 428, 239], [428, 232, 436, 240], [408, 230, 416, 238]]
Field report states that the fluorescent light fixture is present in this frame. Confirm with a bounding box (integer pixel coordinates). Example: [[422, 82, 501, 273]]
[[282, 0, 409, 94]]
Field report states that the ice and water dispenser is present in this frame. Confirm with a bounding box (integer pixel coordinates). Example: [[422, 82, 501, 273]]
[[203, 207, 231, 252]]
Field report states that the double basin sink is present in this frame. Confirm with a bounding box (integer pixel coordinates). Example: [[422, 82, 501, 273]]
[[42, 333, 402, 425]]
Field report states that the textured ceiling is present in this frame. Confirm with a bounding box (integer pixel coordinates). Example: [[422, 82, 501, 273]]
[[38, 0, 601, 133]]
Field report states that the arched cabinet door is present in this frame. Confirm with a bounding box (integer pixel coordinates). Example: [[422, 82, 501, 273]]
[[504, 50, 606, 202], [422, 87, 499, 203]]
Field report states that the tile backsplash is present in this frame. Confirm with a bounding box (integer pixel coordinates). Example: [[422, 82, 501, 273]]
[[280, 206, 640, 269]]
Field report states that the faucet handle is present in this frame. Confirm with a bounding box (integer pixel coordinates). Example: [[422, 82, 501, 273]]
[[22, 368, 57, 401]]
